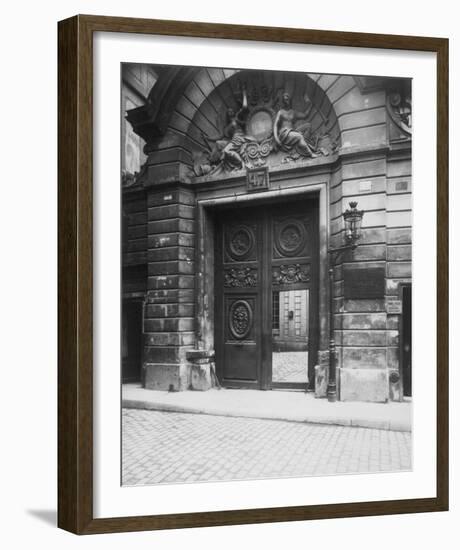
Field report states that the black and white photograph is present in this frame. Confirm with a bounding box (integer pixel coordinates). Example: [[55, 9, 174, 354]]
[[120, 63, 413, 487]]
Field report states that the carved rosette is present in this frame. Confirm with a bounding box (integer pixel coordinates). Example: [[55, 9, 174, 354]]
[[274, 219, 308, 257], [229, 300, 253, 340], [224, 267, 258, 288], [272, 264, 311, 285], [226, 224, 255, 261]]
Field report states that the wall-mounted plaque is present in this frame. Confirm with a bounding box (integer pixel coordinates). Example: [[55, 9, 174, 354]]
[[343, 266, 385, 299], [386, 298, 403, 314], [246, 166, 269, 192]]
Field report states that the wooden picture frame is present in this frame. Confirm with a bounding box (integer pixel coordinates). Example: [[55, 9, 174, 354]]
[[58, 14, 448, 534]]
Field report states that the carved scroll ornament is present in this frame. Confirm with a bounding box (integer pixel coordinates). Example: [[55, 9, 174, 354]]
[[224, 267, 258, 288], [272, 264, 311, 285]]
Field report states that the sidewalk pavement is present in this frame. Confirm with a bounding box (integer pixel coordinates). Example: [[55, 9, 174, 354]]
[[122, 384, 411, 432]]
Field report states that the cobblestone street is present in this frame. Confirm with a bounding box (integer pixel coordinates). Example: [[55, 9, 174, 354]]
[[122, 409, 412, 486]]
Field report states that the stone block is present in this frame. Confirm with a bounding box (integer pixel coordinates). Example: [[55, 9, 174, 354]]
[[148, 218, 195, 235], [175, 95, 198, 121], [145, 303, 195, 318], [387, 346, 399, 369], [387, 159, 411, 178], [126, 238, 148, 253], [333, 297, 343, 313], [387, 228, 411, 245], [148, 260, 195, 276], [147, 274, 195, 290], [144, 363, 190, 391], [344, 299, 385, 313], [340, 330, 387, 346], [386, 314, 399, 329], [333, 280, 344, 297], [148, 204, 195, 221], [144, 317, 195, 332], [341, 176, 386, 196], [146, 147, 193, 167], [388, 194, 411, 211], [341, 193, 386, 212], [146, 162, 192, 185], [325, 76, 356, 104], [128, 212, 147, 226], [144, 345, 194, 363], [387, 330, 399, 346], [339, 106, 386, 131], [342, 347, 387, 369], [148, 233, 195, 249], [387, 211, 412, 228], [144, 332, 195, 347], [187, 349, 215, 391], [352, 244, 386, 261], [146, 288, 194, 304], [361, 210, 386, 228], [147, 188, 196, 207], [169, 111, 189, 134], [387, 177, 411, 195], [123, 197, 147, 214], [339, 368, 388, 402], [341, 124, 387, 149], [193, 111, 219, 139], [387, 245, 411, 261], [147, 246, 195, 262], [387, 262, 411, 278], [184, 80, 206, 107], [341, 312, 387, 330], [314, 364, 328, 398], [342, 158, 386, 181], [385, 278, 410, 296], [123, 251, 147, 265], [334, 89, 385, 117]]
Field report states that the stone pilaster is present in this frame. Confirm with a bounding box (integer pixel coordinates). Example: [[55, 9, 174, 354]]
[[143, 185, 196, 391]]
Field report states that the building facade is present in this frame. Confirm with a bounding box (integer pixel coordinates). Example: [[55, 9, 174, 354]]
[[121, 64, 412, 403]]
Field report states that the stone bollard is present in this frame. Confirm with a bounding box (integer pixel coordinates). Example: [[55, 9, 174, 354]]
[[314, 364, 329, 398], [314, 350, 330, 398], [186, 349, 216, 391]]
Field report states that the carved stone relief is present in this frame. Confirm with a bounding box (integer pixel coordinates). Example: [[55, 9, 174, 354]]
[[194, 78, 338, 176]]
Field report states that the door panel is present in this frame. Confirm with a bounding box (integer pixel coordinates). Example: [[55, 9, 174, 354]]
[[270, 203, 318, 388], [224, 295, 259, 381], [215, 208, 262, 388]]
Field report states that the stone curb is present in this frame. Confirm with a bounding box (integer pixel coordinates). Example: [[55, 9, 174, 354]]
[[122, 399, 411, 432]]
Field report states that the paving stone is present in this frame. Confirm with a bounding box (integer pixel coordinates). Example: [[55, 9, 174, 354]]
[[122, 409, 412, 486]]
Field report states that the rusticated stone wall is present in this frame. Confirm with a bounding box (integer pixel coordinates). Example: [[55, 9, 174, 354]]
[[143, 186, 196, 391]]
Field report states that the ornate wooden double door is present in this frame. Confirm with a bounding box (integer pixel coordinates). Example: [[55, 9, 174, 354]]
[[215, 199, 319, 390]]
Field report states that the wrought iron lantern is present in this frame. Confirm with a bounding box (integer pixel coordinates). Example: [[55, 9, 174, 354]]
[[342, 201, 364, 248]]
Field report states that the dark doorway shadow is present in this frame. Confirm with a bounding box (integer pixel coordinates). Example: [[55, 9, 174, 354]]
[[27, 509, 57, 527]]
